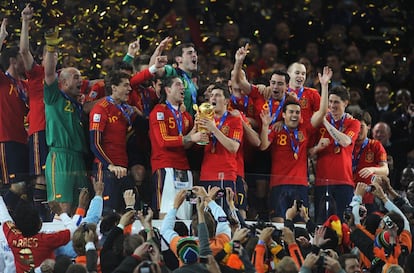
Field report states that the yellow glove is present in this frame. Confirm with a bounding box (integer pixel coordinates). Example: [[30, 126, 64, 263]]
[[44, 26, 63, 52]]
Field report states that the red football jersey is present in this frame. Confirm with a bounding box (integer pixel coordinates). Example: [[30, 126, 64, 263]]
[[3, 222, 70, 273], [0, 72, 28, 143], [268, 123, 315, 187], [90, 98, 133, 167], [353, 139, 387, 203], [249, 84, 284, 131], [149, 103, 193, 171], [26, 64, 46, 135], [200, 113, 243, 182], [228, 95, 255, 118], [315, 115, 360, 187], [289, 87, 321, 124]]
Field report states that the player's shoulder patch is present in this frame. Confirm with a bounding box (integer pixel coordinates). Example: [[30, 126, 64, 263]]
[[157, 112, 164, 121], [89, 91, 98, 99], [93, 113, 101, 122]]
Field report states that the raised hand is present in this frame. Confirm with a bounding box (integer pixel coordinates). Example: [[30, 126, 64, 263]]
[[318, 66, 333, 86], [21, 4, 34, 21], [0, 18, 8, 40]]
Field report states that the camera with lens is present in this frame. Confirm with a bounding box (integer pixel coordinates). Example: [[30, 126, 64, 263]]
[[139, 261, 152, 273], [142, 203, 149, 216], [186, 190, 197, 204], [343, 205, 366, 220], [296, 199, 304, 211], [317, 250, 329, 266], [365, 185, 375, 193], [216, 188, 225, 199]]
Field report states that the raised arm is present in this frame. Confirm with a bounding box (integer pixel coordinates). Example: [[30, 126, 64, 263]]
[[232, 44, 252, 95], [259, 110, 273, 150], [310, 66, 331, 128], [0, 18, 8, 52], [149, 36, 172, 67], [44, 27, 61, 85], [20, 4, 34, 71]]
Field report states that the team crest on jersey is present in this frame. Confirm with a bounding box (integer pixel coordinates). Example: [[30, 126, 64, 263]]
[[365, 151, 374, 163], [298, 131, 305, 142], [157, 112, 164, 120], [300, 98, 308, 108], [93, 113, 101, 122], [221, 125, 230, 136], [347, 130, 355, 137], [89, 91, 98, 99]]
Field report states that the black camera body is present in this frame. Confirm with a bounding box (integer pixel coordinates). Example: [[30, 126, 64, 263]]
[[142, 203, 149, 216], [186, 190, 197, 204]]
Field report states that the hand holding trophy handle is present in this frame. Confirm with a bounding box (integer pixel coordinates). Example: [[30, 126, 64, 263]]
[[194, 102, 214, 145]]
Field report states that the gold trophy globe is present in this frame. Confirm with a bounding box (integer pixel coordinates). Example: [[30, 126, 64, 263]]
[[193, 102, 214, 145]]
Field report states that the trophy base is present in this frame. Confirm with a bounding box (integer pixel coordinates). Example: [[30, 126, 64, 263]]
[[197, 141, 209, 145]]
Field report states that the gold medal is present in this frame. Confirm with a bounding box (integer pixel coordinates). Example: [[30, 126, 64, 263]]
[[294, 153, 298, 160], [334, 146, 341, 154], [262, 102, 269, 111]]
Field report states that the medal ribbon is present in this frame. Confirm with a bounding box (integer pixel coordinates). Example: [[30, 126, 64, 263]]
[[165, 100, 183, 135], [329, 112, 346, 150], [212, 111, 229, 149], [141, 89, 150, 117], [289, 86, 304, 100], [106, 96, 134, 126], [283, 124, 299, 158], [231, 95, 248, 112], [352, 138, 369, 172], [268, 94, 286, 126]]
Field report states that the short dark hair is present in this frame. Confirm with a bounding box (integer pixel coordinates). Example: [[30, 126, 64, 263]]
[[329, 85, 350, 102], [353, 111, 372, 126], [338, 253, 359, 270], [160, 76, 181, 103], [13, 200, 41, 237], [374, 81, 391, 93], [173, 43, 195, 61], [283, 100, 301, 112], [104, 71, 131, 95], [209, 82, 231, 99], [271, 70, 290, 84], [113, 61, 133, 73], [0, 46, 20, 70]]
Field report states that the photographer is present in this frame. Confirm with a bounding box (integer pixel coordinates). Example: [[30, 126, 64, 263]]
[[160, 187, 231, 264], [299, 251, 346, 273]]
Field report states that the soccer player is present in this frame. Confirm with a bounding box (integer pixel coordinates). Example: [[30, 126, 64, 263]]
[[149, 76, 207, 219], [259, 66, 331, 222], [89, 70, 138, 213], [0, 18, 29, 202], [232, 44, 290, 219], [287, 62, 321, 124], [19, 4, 50, 219], [311, 85, 361, 223], [162, 43, 198, 117], [43, 27, 89, 213], [352, 111, 388, 211], [198, 82, 244, 211]]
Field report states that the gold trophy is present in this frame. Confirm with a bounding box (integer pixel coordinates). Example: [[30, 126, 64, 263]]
[[193, 102, 215, 145]]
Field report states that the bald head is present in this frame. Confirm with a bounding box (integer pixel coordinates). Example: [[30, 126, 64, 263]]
[[59, 67, 82, 98], [287, 62, 307, 89], [372, 122, 391, 145]]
